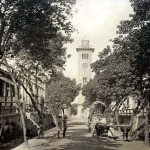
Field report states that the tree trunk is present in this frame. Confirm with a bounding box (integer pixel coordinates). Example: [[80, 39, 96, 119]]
[[35, 66, 44, 137], [145, 106, 149, 148], [20, 80, 44, 137], [51, 112, 59, 130], [18, 102, 27, 142], [12, 78, 27, 142], [38, 112, 44, 137], [115, 112, 120, 131]]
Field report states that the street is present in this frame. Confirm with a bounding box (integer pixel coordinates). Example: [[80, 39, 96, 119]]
[[15, 118, 145, 150], [47, 119, 119, 150], [0, 1, 150, 150]]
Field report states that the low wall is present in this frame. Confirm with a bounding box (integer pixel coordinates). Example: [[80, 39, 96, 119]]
[[0, 113, 22, 127], [30, 113, 55, 130]]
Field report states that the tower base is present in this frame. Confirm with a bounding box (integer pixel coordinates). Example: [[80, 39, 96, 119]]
[[77, 104, 83, 118], [77, 104, 89, 118]]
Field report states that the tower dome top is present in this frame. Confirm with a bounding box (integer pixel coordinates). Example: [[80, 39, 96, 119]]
[[76, 40, 94, 52]]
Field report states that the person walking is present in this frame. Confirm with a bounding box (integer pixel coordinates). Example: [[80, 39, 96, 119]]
[[62, 116, 67, 137], [57, 116, 62, 139]]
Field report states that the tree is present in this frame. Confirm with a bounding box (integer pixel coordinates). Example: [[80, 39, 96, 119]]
[[83, 0, 150, 146], [82, 45, 134, 109], [114, 0, 150, 146], [93, 0, 150, 145], [0, 0, 76, 59], [0, 0, 77, 142], [46, 73, 81, 112], [46, 73, 81, 129]]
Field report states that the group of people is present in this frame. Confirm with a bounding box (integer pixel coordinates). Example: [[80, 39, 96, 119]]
[[0, 121, 22, 144], [57, 115, 67, 139]]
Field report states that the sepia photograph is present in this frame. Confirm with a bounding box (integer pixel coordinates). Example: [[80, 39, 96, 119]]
[[0, 0, 150, 150]]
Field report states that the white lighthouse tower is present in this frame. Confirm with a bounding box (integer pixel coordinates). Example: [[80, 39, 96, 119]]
[[76, 40, 94, 118]]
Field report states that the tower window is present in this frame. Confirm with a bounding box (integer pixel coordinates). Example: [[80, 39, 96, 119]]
[[82, 54, 88, 59], [83, 77, 87, 83]]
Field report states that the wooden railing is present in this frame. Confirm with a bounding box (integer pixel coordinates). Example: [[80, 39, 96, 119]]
[[118, 109, 134, 115], [131, 123, 150, 140], [0, 98, 21, 116]]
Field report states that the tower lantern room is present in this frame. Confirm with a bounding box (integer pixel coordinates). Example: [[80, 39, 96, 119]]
[[81, 40, 89, 47]]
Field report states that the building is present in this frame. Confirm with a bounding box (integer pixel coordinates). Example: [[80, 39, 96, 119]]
[[76, 40, 94, 118], [0, 63, 54, 145], [0, 65, 21, 127]]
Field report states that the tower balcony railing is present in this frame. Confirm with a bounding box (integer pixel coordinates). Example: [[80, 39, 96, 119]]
[[79, 45, 92, 48]]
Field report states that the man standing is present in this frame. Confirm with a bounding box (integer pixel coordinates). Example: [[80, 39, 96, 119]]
[[57, 116, 62, 139], [62, 116, 67, 137]]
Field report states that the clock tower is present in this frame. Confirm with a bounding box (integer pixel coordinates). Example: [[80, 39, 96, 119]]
[[76, 40, 94, 118]]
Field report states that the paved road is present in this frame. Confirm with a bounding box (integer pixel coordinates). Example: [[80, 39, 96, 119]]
[[39, 119, 145, 150], [13, 118, 146, 150]]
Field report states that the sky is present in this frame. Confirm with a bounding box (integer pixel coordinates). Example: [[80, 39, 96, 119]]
[[63, 0, 133, 80]]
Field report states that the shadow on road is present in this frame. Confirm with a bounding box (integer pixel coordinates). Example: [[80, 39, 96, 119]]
[[43, 120, 122, 150], [68, 122, 86, 126]]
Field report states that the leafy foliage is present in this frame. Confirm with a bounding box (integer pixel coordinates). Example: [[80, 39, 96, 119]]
[[0, 0, 76, 68], [1, 0, 76, 111], [113, 0, 150, 108], [0, 0, 77, 136], [1, 0, 77, 110], [82, 47, 133, 108], [46, 73, 81, 113], [83, 0, 150, 110]]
